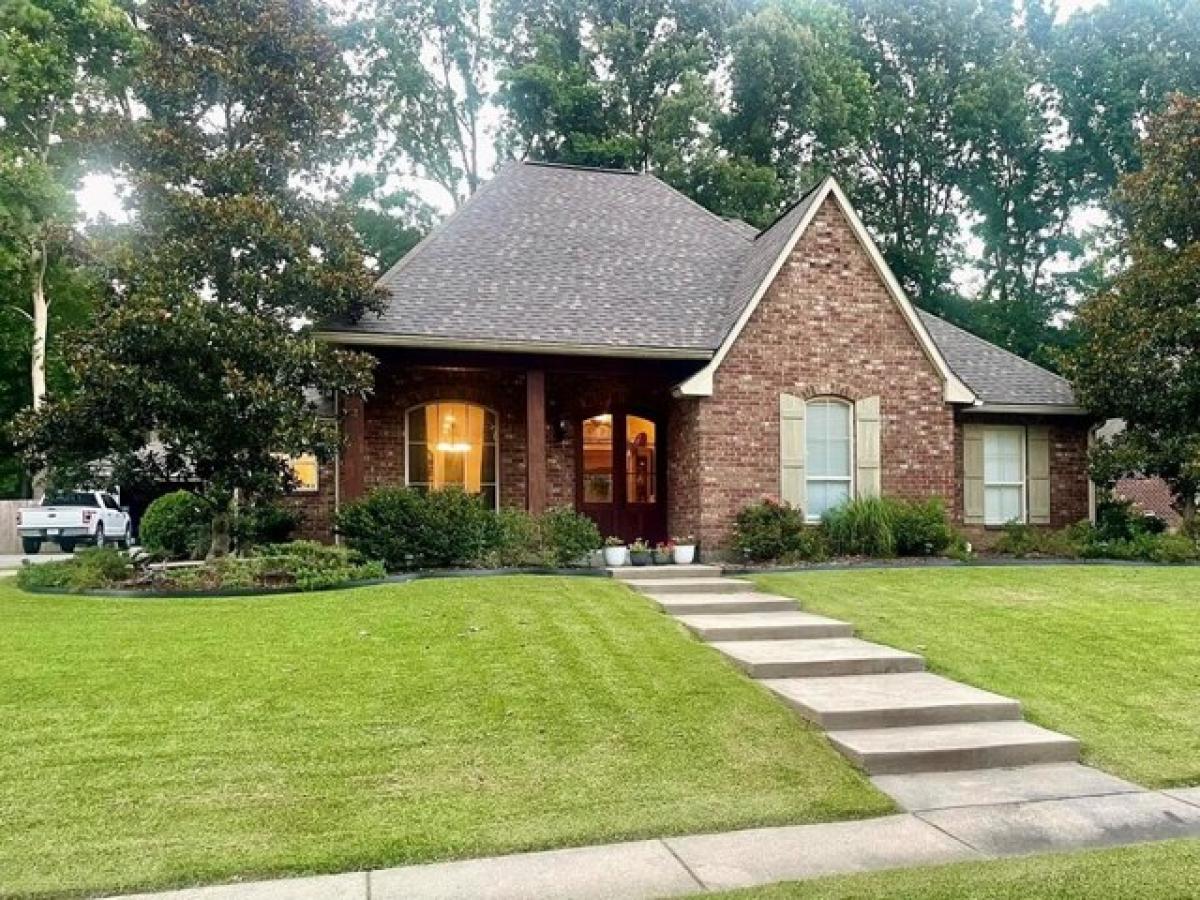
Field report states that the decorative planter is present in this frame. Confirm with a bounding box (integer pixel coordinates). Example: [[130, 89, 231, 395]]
[[652, 550, 673, 565], [674, 544, 696, 565], [629, 550, 653, 566], [603, 545, 628, 567]]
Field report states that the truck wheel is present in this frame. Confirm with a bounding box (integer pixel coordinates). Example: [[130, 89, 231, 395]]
[[118, 525, 132, 549], [94, 525, 106, 549], [21, 537, 41, 555], [58, 539, 76, 553]]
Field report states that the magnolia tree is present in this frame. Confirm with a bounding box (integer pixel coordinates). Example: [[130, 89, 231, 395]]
[[1067, 94, 1200, 524], [15, 0, 382, 556]]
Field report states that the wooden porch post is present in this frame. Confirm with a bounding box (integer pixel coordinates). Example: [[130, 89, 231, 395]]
[[341, 393, 366, 501], [526, 370, 546, 514]]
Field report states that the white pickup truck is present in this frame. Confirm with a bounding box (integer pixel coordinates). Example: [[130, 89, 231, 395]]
[[16, 491, 133, 554]]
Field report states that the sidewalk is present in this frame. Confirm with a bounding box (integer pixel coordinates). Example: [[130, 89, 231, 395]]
[[113, 785, 1200, 900]]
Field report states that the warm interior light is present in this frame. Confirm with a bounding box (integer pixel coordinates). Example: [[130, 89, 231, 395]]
[[435, 441, 472, 453]]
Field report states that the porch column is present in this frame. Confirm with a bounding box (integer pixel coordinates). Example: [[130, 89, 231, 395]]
[[526, 369, 546, 514], [340, 393, 366, 502]]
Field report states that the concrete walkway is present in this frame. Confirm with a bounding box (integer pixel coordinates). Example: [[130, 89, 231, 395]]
[[104, 567, 1200, 899]]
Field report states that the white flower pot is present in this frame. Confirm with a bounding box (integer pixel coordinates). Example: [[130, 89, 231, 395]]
[[674, 544, 696, 565], [604, 545, 629, 567]]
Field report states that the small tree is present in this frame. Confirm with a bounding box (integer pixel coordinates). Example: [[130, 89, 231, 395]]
[[14, 0, 383, 556], [1066, 94, 1200, 523]]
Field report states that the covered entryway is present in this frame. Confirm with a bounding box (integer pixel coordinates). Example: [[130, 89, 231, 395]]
[[577, 405, 667, 544]]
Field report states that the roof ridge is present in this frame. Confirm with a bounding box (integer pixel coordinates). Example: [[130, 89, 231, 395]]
[[521, 160, 640, 176], [752, 178, 827, 242], [918, 309, 1071, 385]]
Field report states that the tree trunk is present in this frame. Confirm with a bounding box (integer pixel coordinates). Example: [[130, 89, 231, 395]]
[[31, 243, 48, 411], [208, 498, 234, 560]]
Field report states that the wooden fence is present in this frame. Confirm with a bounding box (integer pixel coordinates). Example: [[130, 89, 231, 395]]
[[0, 500, 36, 554]]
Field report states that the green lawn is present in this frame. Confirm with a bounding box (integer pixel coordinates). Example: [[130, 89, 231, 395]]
[[0, 575, 889, 898], [706, 838, 1200, 899], [755, 566, 1200, 788]]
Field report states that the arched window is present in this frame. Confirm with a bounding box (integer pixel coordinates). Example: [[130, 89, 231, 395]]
[[406, 401, 498, 509], [805, 398, 853, 520]]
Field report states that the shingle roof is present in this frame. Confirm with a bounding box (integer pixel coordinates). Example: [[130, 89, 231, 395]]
[[917, 310, 1077, 406], [326, 161, 752, 352], [330, 161, 1077, 408]]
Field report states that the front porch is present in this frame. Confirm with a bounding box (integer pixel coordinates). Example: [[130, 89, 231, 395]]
[[333, 348, 705, 544]]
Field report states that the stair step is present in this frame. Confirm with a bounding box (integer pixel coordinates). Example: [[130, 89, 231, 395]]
[[676, 611, 853, 641], [828, 721, 1080, 775], [610, 564, 722, 580], [651, 593, 798, 615], [711, 638, 924, 678], [623, 577, 748, 594], [763, 672, 1021, 730]]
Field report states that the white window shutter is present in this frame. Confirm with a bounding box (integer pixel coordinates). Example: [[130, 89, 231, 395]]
[[1027, 426, 1051, 524], [780, 393, 806, 511], [855, 395, 881, 499], [963, 424, 985, 525]]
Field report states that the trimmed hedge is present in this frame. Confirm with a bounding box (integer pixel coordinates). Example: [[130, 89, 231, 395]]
[[139, 491, 211, 560]]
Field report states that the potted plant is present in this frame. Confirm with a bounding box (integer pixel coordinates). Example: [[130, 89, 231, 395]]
[[653, 541, 674, 565], [673, 536, 697, 565], [603, 536, 628, 567], [629, 538, 652, 566]]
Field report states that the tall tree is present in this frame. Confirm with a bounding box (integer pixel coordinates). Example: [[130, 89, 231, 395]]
[[16, 0, 383, 555], [496, 0, 731, 172], [1051, 0, 1200, 198], [364, 0, 492, 205], [1066, 95, 1200, 523], [0, 0, 137, 413]]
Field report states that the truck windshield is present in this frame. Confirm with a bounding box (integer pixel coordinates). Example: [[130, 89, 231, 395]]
[[43, 492, 99, 507]]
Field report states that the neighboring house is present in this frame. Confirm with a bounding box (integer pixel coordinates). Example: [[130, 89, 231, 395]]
[[1113, 477, 1183, 531], [296, 161, 1092, 554]]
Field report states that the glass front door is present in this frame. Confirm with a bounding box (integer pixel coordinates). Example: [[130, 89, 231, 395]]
[[577, 408, 666, 543]]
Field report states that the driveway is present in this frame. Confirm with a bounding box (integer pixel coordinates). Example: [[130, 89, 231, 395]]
[[0, 552, 71, 574]]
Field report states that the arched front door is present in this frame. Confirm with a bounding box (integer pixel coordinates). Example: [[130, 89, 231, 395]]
[[577, 407, 667, 544]]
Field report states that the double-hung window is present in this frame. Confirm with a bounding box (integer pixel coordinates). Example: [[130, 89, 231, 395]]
[[805, 398, 853, 520], [983, 427, 1025, 525]]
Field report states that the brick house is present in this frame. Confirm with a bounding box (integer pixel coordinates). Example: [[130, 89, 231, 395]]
[[294, 162, 1094, 554]]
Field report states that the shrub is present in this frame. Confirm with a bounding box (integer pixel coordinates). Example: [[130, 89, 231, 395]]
[[236, 503, 301, 548], [485, 508, 545, 567], [335, 487, 500, 571], [887, 498, 953, 556], [732, 499, 807, 562], [140, 491, 211, 560], [538, 506, 602, 566], [822, 498, 895, 557], [779, 526, 830, 564], [1149, 534, 1200, 564], [17, 547, 134, 592], [993, 522, 1077, 558]]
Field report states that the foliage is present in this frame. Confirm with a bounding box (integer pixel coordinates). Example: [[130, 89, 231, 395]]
[[16, 546, 132, 592], [145, 542, 385, 593], [779, 526, 831, 565], [731, 498, 809, 562], [992, 522, 1078, 559], [139, 490, 211, 560], [12, 0, 383, 557], [993, 509, 1197, 564], [235, 503, 302, 550], [480, 506, 601, 567], [1066, 95, 1200, 526], [536, 506, 602, 565], [335, 486, 501, 570], [886, 498, 954, 557], [821, 497, 895, 558]]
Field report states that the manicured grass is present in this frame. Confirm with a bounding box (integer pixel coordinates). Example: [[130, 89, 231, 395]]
[[0, 575, 889, 898], [706, 838, 1200, 899], [755, 566, 1200, 788]]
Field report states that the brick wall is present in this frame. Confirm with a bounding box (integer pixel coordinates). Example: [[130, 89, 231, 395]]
[[691, 196, 957, 552]]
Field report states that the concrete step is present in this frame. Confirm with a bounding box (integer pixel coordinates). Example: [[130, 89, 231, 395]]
[[623, 577, 748, 595], [610, 564, 723, 581], [828, 721, 1080, 775], [711, 638, 925, 678], [675, 611, 853, 642], [763, 672, 1022, 730], [651, 593, 799, 615]]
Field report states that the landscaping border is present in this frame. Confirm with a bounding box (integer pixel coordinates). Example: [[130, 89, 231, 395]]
[[723, 556, 1200, 576], [14, 565, 612, 599]]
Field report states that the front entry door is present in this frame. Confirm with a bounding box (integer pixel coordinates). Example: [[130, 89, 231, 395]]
[[577, 408, 667, 544]]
